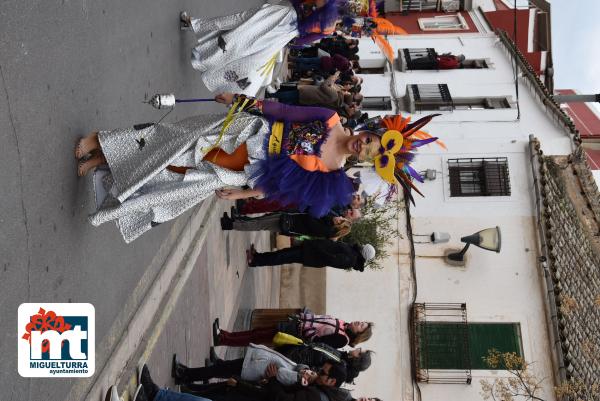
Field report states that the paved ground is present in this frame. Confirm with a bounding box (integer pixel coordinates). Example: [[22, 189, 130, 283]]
[[130, 201, 280, 401], [0, 1, 276, 400]]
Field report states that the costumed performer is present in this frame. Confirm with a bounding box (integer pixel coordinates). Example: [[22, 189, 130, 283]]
[[74, 93, 381, 243], [180, 0, 344, 96]]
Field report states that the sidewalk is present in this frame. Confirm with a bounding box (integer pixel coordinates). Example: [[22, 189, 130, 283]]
[[124, 200, 280, 400], [79, 199, 279, 401]]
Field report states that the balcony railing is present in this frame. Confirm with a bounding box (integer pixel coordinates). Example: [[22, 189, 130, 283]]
[[401, 0, 462, 12], [410, 84, 454, 112], [411, 303, 472, 384], [404, 48, 438, 70]]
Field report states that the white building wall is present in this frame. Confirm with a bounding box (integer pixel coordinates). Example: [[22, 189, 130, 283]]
[[327, 27, 572, 401]]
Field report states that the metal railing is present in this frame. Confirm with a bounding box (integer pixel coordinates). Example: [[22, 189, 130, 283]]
[[404, 48, 438, 70], [401, 0, 462, 12], [448, 157, 511, 197], [412, 303, 472, 384], [410, 84, 454, 112]]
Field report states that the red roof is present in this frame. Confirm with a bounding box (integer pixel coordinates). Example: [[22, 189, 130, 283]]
[[586, 149, 600, 170], [556, 90, 600, 139], [483, 9, 545, 74]]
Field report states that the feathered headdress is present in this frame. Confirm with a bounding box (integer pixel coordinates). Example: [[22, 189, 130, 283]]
[[370, 114, 445, 204], [342, 0, 407, 61]]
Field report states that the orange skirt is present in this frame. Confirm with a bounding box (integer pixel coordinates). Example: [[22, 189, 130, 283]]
[[166, 144, 249, 174]]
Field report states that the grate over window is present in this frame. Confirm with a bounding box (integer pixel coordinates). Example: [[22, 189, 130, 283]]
[[362, 96, 393, 111], [412, 303, 472, 384], [359, 67, 385, 74], [448, 157, 511, 197], [402, 0, 462, 12], [404, 48, 438, 70], [410, 84, 454, 112]]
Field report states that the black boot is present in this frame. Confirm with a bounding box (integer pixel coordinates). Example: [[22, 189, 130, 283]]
[[139, 365, 159, 401], [171, 354, 189, 385], [220, 213, 233, 230], [209, 346, 224, 364], [212, 318, 221, 346], [132, 385, 148, 401]]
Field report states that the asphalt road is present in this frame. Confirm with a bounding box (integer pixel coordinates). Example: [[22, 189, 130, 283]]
[[0, 1, 263, 399]]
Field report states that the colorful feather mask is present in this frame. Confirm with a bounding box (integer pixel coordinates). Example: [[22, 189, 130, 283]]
[[341, 0, 407, 61], [368, 114, 445, 201]]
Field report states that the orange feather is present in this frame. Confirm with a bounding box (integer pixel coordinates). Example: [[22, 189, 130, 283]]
[[372, 18, 408, 35], [372, 33, 395, 62]]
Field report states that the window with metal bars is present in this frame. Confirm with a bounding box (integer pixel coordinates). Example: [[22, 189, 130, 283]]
[[448, 158, 511, 197], [358, 66, 385, 74], [362, 96, 393, 111], [407, 85, 510, 112], [412, 303, 524, 386], [399, 49, 490, 71], [402, 0, 464, 12], [404, 48, 438, 70], [409, 84, 454, 112]]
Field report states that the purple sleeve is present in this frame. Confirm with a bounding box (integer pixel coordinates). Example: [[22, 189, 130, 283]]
[[262, 101, 336, 123]]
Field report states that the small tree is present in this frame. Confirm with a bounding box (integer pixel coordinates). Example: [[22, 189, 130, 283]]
[[342, 196, 404, 270], [479, 350, 545, 401]]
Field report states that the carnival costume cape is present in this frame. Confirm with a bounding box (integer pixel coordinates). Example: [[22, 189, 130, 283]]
[[189, 1, 342, 96], [367, 114, 444, 204], [89, 98, 353, 242]]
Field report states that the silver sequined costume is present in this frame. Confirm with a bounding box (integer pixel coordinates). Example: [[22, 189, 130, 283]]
[[89, 113, 269, 243], [190, 3, 298, 95]]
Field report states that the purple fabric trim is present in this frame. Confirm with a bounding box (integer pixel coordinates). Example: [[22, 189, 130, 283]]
[[253, 155, 354, 217], [405, 164, 424, 182], [292, 0, 342, 37], [411, 137, 438, 148], [262, 101, 336, 124]]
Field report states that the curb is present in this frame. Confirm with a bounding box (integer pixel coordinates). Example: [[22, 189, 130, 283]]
[[68, 198, 217, 401]]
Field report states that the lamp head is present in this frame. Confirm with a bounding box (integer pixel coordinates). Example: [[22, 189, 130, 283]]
[[460, 226, 501, 253]]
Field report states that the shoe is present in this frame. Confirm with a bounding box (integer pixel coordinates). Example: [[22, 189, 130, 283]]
[[105, 386, 121, 401], [171, 355, 189, 385], [246, 249, 253, 266], [212, 318, 221, 346], [139, 365, 159, 401], [180, 11, 191, 30], [220, 213, 233, 230], [132, 384, 148, 401], [247, 244, 257, 266], [209, 346, 225, 364], [209, 346, 219, 363]]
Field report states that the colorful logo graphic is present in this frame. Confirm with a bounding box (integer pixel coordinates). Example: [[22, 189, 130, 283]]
[[18, 303, 95, 377]]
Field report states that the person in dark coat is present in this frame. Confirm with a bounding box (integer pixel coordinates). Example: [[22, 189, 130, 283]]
[[246, 240, 375, 271], [220, 212, 352, 240], [275, 343, 373, 384]]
